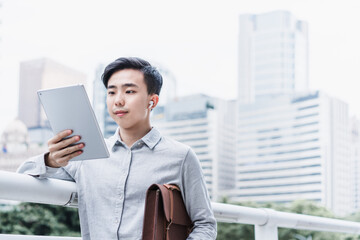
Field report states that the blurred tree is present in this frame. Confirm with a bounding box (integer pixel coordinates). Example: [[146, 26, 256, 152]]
[[217, 222, 254, 239], [0, 203, 80, 236]]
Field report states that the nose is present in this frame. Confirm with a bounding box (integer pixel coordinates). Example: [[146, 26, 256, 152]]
[[114, 92, 125, 106]]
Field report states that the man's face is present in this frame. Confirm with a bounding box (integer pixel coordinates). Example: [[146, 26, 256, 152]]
[[106, 69, 154, 130]]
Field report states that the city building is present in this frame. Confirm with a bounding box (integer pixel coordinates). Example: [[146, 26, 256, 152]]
[[233, 91, 352, 215], [351, 117, 360, 212], [92, 63, 116, 138], [154, 63, 177, 107], [0, 119, 46, 172], [234, 10, 357, 215], [238, 10, 309, 104], [92, 64, 107, 134], [18, 58, 87, 143], [151, 94, 237, 201]]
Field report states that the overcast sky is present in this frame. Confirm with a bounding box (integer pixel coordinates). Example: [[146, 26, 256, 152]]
[[1, 0, 360, 133]]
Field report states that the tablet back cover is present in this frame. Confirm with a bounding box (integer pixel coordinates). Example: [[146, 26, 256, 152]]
[[38, 85, 109, 161]]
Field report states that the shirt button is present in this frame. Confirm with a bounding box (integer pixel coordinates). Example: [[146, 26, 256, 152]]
[[115, 219, 119, 223]]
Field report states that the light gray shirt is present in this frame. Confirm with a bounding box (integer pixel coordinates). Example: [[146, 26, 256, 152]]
[[17, 127, 217, 240]]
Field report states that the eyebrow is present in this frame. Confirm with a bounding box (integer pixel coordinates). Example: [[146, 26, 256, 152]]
[[107, 83, 139, 89]]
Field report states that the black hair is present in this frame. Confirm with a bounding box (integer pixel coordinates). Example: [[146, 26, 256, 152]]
[[101, 57, 163, 95]]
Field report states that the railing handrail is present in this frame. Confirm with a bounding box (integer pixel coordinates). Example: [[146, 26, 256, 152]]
[[0, 170, 77, 206], [1, 170, 360, 239], [212, 202, 360, 234]]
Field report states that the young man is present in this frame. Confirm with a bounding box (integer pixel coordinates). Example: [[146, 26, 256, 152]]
[[18, 57, 217, 239]]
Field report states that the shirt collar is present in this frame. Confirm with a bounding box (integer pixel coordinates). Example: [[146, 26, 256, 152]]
[[108, 127, 162, 150], [141, 127, 162, 149]]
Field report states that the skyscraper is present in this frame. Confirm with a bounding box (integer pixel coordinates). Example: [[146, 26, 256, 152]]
[[18, 58, 87, 129], [350, 117, 360, 212], [235, 11, 353, 215], [238, 10, 309, 104], [234, 92, 352, 215]]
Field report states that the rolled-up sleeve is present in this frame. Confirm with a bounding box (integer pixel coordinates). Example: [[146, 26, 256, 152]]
[[180, 148, 217, 240], [17, 153, 78, 182]]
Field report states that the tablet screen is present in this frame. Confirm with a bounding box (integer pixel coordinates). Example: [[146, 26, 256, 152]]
[[38, 84, 110, 161]]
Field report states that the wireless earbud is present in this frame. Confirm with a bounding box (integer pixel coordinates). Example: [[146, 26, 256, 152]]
[[149, 101, 154, 109]]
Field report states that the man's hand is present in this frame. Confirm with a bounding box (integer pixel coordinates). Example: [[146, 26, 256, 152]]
[[45, 129, 85, 168]]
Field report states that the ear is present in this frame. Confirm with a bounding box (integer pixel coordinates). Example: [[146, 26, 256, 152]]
[[149, 94, 159, 109]]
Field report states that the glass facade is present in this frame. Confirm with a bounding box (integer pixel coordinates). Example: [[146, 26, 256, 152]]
[[234, 92, 353, 215], [238, 11, 309, 104]]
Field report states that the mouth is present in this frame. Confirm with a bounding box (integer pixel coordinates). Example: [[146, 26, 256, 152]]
[[114, 110, 128, 117]]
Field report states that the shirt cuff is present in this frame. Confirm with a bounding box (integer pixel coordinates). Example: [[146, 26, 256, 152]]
[[17, 153, 59, 177]]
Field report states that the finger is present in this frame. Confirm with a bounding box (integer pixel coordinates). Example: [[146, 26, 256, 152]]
[[53, 143, 85, 160], [55, 150, 83, 166], [48, 129, 73, 145], [57, 135, 82, 151], [48, 135, 81, 153]]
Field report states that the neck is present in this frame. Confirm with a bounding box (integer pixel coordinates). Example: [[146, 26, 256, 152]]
[[118, 124, 152, 148]]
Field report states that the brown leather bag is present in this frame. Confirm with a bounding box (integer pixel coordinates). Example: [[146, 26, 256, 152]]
[[142, 184, 193, 240]]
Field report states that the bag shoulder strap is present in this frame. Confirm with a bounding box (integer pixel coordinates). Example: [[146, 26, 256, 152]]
[[156, 184, 192, 226], [163, 184, 179, 227]]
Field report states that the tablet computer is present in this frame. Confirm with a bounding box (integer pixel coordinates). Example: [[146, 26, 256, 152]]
[[37, 84, 110, 161]]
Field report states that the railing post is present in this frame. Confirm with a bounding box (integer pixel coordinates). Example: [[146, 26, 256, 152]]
[[254, 208, 278, 240], [254, 224, 278, 240]]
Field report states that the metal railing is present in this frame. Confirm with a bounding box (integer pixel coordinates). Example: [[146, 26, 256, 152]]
[[1, 170, 360, 240]]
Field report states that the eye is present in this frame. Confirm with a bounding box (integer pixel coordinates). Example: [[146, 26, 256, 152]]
[[126, 90, 136, 94], [107, 91, 115, 95]]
